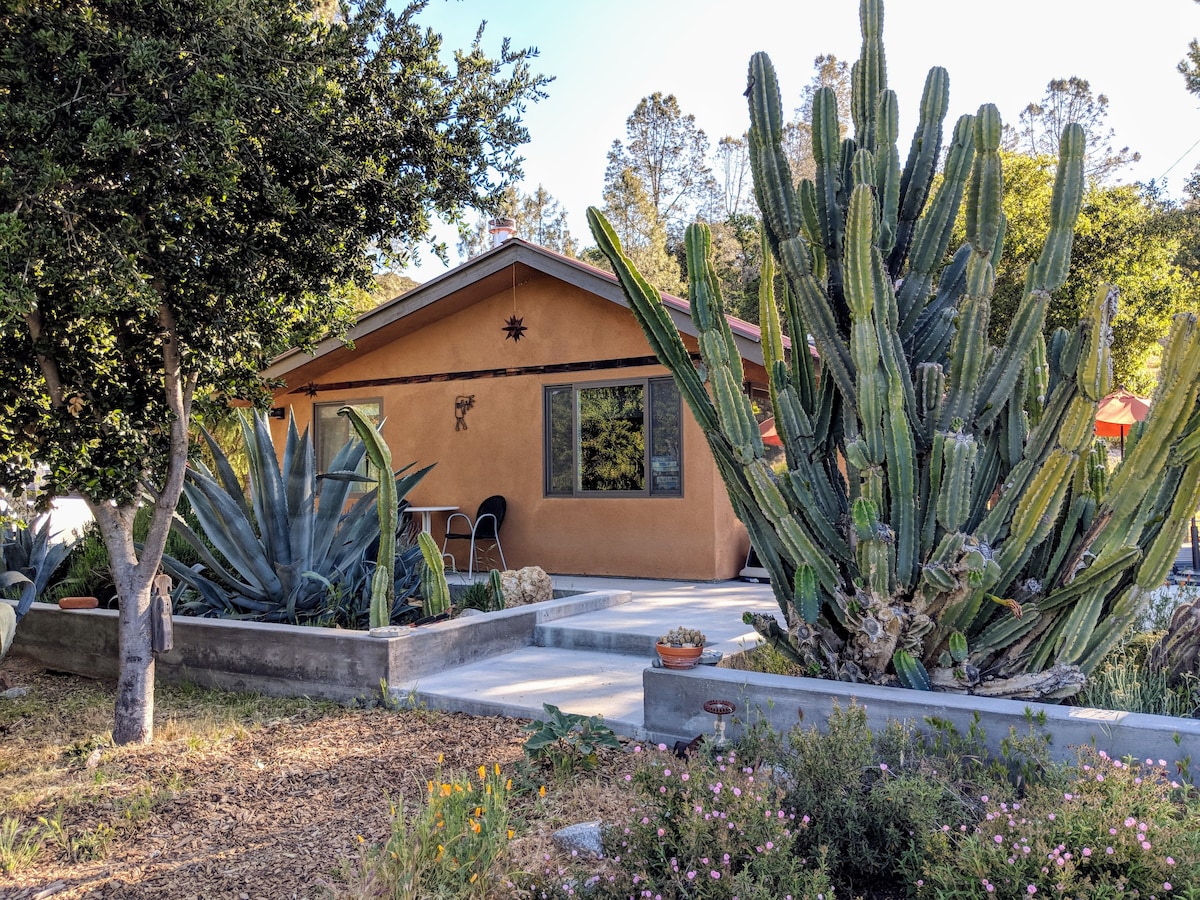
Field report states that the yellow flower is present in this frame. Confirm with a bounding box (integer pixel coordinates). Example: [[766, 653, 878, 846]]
[[478, 764, 486, 780], [507, 829, 514, 840], [469, 819, 481, 834], [506, 778, 512, 791], [539, 785, 546, 797], [470, 873, 478, 884], [356, 834, 364, 843], [436, 844, 444, 861], [474, 806, 482, 817], [494, 762, 501, 776], [437, 752, 444, 764], [440, 784, 452, 797]]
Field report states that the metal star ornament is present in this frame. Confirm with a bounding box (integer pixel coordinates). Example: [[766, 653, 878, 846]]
[[502, 314, 528, 342]]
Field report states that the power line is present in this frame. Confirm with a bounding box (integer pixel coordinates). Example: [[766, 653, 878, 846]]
[[1160, 135, 1200, 181]]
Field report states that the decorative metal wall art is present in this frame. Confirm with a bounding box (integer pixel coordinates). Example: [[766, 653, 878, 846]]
[[455, 394, 475, 431]]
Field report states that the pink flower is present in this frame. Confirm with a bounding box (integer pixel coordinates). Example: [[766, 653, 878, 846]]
[[994, 835, 1005, 844], [710, 871, 720, 879], [1027, 886, 1037, 895], [1167, 857, 1176, 866], [681, 773, 689, 781], [1165, 883, 1173, 891], [1082, 848, 1092, 857]]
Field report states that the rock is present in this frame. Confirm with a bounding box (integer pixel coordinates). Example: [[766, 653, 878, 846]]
[[1, 687, 27, 699], [551, 820, 604, 859], [457, 607, 484, 618], [499, 566, 553, 607]]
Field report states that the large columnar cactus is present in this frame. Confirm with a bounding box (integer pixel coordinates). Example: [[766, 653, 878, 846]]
[[588, 0, 1200, 698]]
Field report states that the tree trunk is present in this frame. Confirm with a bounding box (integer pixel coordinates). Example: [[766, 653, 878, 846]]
[[92, 502, 158, 745], [112, 576, 155, 745]]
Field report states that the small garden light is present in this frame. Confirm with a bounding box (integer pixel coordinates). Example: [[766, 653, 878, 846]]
[[702, 699, 736, 747]]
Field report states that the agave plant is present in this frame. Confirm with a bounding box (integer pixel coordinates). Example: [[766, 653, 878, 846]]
[[588, 0, 1200, 698], [162, 409, 431, 625], [1, 513, 77, 620]]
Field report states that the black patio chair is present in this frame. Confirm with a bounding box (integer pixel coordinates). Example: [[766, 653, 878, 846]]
[[441, 495, 507, 579]]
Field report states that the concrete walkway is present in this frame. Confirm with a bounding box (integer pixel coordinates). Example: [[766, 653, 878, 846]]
[[401, 576, 780, 739]]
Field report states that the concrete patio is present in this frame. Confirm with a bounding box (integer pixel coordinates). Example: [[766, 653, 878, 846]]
[[398, 575, 779, 738]]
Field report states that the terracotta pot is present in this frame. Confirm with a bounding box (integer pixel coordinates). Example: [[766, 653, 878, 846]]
[[58, 596, 99, 610], [656, 643, 704, 670]]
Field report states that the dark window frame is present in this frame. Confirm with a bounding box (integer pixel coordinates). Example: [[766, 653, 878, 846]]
[[313, 398, 383, 490], [543, 376, 683, 499]]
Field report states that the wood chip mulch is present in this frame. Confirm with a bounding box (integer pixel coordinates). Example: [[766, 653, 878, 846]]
[[0, 656, 581, 900]]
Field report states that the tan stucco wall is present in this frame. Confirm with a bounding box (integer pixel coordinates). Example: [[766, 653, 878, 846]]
[[270, 271, 754, 580]]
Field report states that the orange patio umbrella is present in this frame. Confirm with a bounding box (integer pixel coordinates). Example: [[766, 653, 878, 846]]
[[1094, 390, 1151, 453], [760, 417, 783, 448]]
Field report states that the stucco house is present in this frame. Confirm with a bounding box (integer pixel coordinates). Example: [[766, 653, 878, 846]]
[[262, 230, 777, 580]]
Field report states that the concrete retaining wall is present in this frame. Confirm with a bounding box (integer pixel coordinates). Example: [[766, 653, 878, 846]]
[[643, 665, 1200, 778], [9, 590, 629, 704]]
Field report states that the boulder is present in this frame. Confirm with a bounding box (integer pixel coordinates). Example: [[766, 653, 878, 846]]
[[499, 566, 553, 607], [551, 821, 604, 859]]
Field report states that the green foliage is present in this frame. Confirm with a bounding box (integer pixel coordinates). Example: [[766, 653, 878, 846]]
[[1008, 77, 1140, 181], [46, 504, 210, 608], [458, 184, 577, 259], [0, 816, 42, 876], [588, 0, 1200, 700], [0, 0, 549, 509], [418, 532, 451, 619], [162, 410, 430, 626], [0, 0, 546, 742], [455, 570, 505, 613], [340, 405, 397, 630], [986, 159, 1200, 392], [343, 760, 513, 900], [595, 743, 836, 899], [918, 747, 1200, 899], [521, 703, 621, 779]]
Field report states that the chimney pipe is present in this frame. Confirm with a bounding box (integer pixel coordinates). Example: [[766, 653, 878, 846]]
[[489, 217, 517, 248]]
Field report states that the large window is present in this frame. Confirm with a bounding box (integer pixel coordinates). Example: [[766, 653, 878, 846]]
[[314, 400, 381, 485], [544, 378, 682, 497]]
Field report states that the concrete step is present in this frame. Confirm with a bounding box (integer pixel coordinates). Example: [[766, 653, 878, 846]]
[[401, 645, 655, 739], [534, 581, 778, 656]]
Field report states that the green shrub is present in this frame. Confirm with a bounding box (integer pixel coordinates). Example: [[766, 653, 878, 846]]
[[515, 739, 836, 899], [1078, 633, 1200, 719], [918, 748, 1200, 898], [521, 704, 621, 780]]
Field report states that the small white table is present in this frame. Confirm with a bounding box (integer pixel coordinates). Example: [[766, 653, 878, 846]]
[[406, 505, 458, 535]]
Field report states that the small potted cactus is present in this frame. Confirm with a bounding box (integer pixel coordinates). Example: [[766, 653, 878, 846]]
[[656, 625, 706, 669]]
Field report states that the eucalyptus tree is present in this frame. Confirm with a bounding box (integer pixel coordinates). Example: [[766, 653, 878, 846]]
[[0, 0, 548, 743]]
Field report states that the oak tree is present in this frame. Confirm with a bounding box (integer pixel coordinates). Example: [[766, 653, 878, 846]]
[[0, 0, 547, 743]]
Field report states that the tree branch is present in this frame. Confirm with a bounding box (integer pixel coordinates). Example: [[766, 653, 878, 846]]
[[22, 307, 66, 408], [137, 302, 196, 572]]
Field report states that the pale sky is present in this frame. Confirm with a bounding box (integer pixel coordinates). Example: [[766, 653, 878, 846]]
[[405, 0, 1200, 279]]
